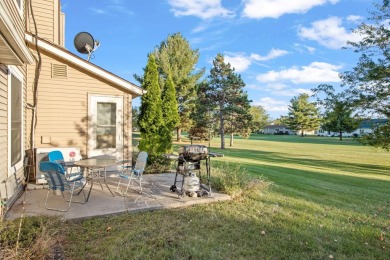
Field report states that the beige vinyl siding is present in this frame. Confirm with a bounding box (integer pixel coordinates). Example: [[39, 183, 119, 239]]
[[2, 0, 25, 40], [0, 65, 8, 186], [27, 0, 59, 44], [27, 50, 133, 158], [60, 12, 65, 47]]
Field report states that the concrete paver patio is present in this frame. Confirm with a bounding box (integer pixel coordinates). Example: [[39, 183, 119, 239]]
[[5, 173, 231, 221]]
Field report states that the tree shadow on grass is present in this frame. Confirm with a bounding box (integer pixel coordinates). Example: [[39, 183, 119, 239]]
[[208, 147, 389, 213], [213, 147, 390, 178], [240, 134, 362, 147]]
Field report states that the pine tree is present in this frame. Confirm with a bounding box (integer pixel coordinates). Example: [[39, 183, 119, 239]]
[[207, 54, 252, 149], [154, 33, 205, 142], [138, 54, 164, 158], [286, 93, 321, 137], [189, 81, 217, 141]]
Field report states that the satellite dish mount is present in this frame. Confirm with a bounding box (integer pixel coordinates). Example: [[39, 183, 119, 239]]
[[74, 32, 100, 61]]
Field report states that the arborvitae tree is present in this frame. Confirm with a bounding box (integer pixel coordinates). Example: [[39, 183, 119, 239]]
[[132, 106, 140, 131], [286, 93, 321, 137], [154, 33, 205, 142], [138, 54, 164, 158], [207, 54, 252, 149], [161, 74, 180, 152]]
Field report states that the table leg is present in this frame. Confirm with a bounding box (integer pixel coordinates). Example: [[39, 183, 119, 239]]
[[86, 176, 93, 202], [103, 166, 115, 197]]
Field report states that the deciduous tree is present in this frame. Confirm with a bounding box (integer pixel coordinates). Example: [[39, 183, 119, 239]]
[[312, 84, 360, 141], [250, 105, 270, 133], [340, 3, 390, 149]]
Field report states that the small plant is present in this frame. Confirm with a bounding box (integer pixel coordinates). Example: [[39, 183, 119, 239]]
[[209, 163, 271, 199]]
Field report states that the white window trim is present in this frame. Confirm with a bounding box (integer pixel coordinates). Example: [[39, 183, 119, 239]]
[[13, 0, 24, 17], [8, 66, 24, 176]]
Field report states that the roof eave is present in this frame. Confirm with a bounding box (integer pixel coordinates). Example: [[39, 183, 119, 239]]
[[25, 33, 144, 96]]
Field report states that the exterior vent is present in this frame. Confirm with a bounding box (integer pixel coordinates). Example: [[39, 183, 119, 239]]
[[51, 63, 67, 78]]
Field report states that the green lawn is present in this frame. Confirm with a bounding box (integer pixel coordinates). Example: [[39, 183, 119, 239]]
[[1, 134, 389, 259]]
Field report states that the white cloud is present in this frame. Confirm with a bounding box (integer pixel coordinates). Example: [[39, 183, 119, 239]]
[[224, 49, 289, 72], [90, 8, 106, 14], [347, 15, 363, 23], [265, 83, 288, 90], [271, 88, 313, 97], [298, 16, 362, 49], [256, 62, 342, 84], [167, 0, 234, 19], [250, 49, 289, 61], [224, 54, 252, 72], [242, 0, 339, 19], [293, 43, 316, 54], [254, 97, 289, 112]]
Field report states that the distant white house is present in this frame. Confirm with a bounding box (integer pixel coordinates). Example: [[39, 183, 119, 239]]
[[316, 119, 388, 137], [263, 125, 294, 135]]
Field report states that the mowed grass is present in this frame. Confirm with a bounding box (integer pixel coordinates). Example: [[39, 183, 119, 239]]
[[2, 135, 389, 259]]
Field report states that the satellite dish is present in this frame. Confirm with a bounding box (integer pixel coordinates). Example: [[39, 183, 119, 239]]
[[74, 32, 100, 61]]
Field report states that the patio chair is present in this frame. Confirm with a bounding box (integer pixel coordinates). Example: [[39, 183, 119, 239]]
[[117, 151, 148, 194], [48, 150, 65, 163], [39, 161, 86, 212]]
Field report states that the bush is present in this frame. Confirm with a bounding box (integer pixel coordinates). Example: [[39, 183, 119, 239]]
[[144, 155, 171, 174], [209, 163, 271, 200]]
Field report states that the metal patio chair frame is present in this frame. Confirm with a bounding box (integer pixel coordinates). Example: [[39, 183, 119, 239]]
[[117, 151, 148, 194], [39, 161, 86, 212]]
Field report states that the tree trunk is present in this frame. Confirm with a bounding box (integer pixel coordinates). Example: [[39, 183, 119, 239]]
[[220, 107, 225, 149], [176, 127, 182, 142], [339, 131, 343, 141], [230, 133, 234, 147], [301, 130, 304, 137]]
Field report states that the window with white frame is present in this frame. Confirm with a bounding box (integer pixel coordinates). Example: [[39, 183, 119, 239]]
[[8, 67, 23, 174]]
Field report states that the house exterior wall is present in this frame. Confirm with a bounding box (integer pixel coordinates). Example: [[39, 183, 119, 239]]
[[26, 49, 133, 159], [27, 0, 62, 46], [0, 0, 30, 217]]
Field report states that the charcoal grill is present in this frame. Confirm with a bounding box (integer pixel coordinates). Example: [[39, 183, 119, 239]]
[[169, 145, 212, 197]]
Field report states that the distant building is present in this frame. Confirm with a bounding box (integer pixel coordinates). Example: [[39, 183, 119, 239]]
[[316, 119, 388, 137], [263, 125, 294, 135]]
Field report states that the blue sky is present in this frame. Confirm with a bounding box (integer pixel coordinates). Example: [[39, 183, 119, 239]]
[[61, 0, 374, 119]]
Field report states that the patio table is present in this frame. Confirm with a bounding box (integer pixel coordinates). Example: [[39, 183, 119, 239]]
[[74, 158, 117, 201]]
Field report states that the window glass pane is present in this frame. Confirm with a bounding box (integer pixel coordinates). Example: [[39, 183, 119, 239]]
[[96, 102, 116, 149], [11, 74, 22, 166]]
